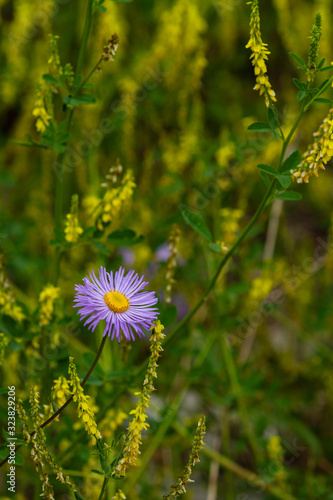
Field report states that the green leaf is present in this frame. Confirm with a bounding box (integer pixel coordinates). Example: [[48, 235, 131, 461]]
[[159, 305, 177, 327], [276, 191, 302, 201], [267, 108, 278, 130], [289, 52, 306, 68], [293, 78, 306, 90], [42, 74, 59, 84], [110, 0, 133, 2], [314, 98, 333, 104], [91, 469, 104, 476], [297, 90, 306, 101], [208, 243, 223, 253], [256, 164, 278, 176], [259, 171, 270, 187], [181, 209, 212, 240], [281, 150, 302, 173], [63, 94, 96, 107], [277, 175, 292, 189], [8, 340, 23, 351], [93, 241, 109, 254], [319, 65, 333, 72], [247, 122, 271, 132], [317, 57, 325, 70], [318, 78, 329, 91], [108, 229, 144, 246]]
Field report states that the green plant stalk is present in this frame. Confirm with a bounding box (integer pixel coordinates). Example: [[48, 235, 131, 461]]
[[0, 335, 107, 469], [159, 99, 307, 354], [220, 336, 262, 466], [52, 0, 94, 285], [173, 421, 298, 500], [98, 476, 110, 500]]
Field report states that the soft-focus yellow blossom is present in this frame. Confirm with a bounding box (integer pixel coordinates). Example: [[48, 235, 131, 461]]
[[64, 194, 84, 243], [39, 284, 60, 326], [0, 262, 25, 322], [51, 376, 71, 408]]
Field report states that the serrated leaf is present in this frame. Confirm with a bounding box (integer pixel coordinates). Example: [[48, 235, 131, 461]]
[[181, 209, 212, 240], [247, 122, 271, 132], [42, 74, 59, 84], [289, 52, 306, 68], [108, 229, 144, 246], [256, 164, 278, 176], [277, 175, 292, 189], [276, 191, 302, 201], [281, 150, 302, 173]]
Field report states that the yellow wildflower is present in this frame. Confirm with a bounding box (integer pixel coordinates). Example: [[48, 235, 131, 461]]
[[51, 376, 71, 408], [32, 82, 53, 133], [113, 321, 165, 477], [112, 491, 126, 500], [291, 109, 333, 183], [246, 0, 277, 107], [0, 259, 25, 322], [0, 332, 8, 365], [39, 284, 60, 326], [68, 357, 102, 443], [64, 194, 84, 243]]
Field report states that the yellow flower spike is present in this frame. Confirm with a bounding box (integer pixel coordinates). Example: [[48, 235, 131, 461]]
[[64, 194, 84, 243], [113, 321, 165, 478], [68, 357, 102, 443], [246, 0, 276, 107], [39, 284, 60, 326]]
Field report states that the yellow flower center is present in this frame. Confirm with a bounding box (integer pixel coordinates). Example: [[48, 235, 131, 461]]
[[104, 291, 129, 313]]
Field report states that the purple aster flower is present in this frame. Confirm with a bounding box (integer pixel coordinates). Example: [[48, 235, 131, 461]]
[[74, 266, 159, 342]]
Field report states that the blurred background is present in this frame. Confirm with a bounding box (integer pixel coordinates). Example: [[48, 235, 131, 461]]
[[0, 0, 333, 498]]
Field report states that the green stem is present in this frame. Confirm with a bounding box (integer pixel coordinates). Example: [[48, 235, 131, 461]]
[[76, 0, 94, 82], [304, 74, 333, 111], [78, 57, 103, 94], [98, 476, 110, 500], [220, 336, 262, 466], [52, 0, 94, 285], [0, 335, 107, 469], [163, 100, 306, 350], [161, 177, 276, 353]]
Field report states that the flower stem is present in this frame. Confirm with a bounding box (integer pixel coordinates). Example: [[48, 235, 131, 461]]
[[98, 476, 110, 500], [0, 335, 107, 469], [160, 101, 306, 353], [51, 0, 94, 285]]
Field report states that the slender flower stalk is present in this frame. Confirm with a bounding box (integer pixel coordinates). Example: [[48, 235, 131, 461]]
[[163, 417, 206, 499]]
